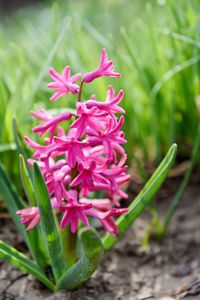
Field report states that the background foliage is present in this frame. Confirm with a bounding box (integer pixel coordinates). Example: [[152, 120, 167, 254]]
[[0, 0, 199, 187]]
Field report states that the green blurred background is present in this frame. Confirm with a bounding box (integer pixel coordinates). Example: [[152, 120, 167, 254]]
[[0, 0, 200, 188]]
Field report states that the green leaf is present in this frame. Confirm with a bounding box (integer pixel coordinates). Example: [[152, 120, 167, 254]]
[[13, 118, 30, 159], [19, 154, 50, 268], [56, 228, 104, 291], [0, 143, 16, 153], [19, 154, 36, 206], [102, 143, 177, 250], [33, 163, 66, 282], [0, 240, 55, 291], [13, 118, 32, 179]]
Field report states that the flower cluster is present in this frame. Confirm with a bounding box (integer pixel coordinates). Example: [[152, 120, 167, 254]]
[[17, 49, 130, 237]]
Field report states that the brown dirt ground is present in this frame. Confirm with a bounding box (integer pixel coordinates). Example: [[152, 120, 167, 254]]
[[0, 174, 200, 300]]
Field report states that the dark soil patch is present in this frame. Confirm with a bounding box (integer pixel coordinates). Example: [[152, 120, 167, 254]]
[[1, 176, 200, 300]]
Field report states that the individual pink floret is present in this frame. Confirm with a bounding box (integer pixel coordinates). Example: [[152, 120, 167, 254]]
[[87, 116, 126, 161], [85, 85, 125, 116], [16, 207, 40, 231], [59, 190, 91, 233], [16, 198, 59, 231], [48, 66, 81, 101], [70, 102, 108, 139], [82, 48, 120, 83], [32, 110, 73, 142], [70, 161, 109, 196], [53, 134, 88, 168], [86, 207, 128, 237]]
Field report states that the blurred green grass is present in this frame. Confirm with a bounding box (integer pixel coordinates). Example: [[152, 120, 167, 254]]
[[0, 0, 200, 186]]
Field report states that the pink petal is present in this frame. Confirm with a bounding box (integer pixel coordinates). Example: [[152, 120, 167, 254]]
[[60, 210, 72, 229], [61, 66, 70, 80], [47, 82, 64, 89], [49, 67, 62, 82], [26, 215, 40, 231], [50, 89, 66, 101], [71, 211, 78, 233], [100, 48, 108, 66]]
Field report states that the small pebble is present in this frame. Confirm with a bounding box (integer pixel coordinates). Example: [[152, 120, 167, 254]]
[[172, 265, 192, 277]]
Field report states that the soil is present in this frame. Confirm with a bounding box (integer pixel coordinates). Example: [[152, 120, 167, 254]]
[[1, 174, 200, 300]]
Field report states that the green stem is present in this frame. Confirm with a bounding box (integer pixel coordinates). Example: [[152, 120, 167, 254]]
[[62, 226, 77, 268], [77, 80, 84, 102], [160, 123, 200, 237]]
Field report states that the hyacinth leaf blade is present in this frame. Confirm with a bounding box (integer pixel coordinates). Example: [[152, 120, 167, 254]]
[[13, 118, 32, 179], [19, 154, 50, 268], [102, 143, 177, 250], [33, 163, 67, 281], [13, 118, 30, 160], [56, 228, 104, 291], [0, 240, 55, 291], [19, 154, 36, 206], [0, 143, 16, 153]]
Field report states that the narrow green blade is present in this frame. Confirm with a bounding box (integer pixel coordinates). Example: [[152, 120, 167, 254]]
[[19, 154, 50, 268], [0, 143, 16, 153], [19, 154, 36, 206], [56, 228, 104, 291], [13, 118, 32, 179], [33, 163, 66, 282], [13, 118, 30, 160], [102, 144, 177, 250], [0, 241, 55, 291]]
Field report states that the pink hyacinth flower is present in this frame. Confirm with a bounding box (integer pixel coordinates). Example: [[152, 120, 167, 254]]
[[86, 207, 128, 237], [70, 161, 109, 196], [70, 102, 108, 139], [87, 116, 126, 161], [82, 48, 120, 83], [16, 207, 40, 231], [46, 164, 71, 205], [24, 136, 59, 158], [103, 165, 131, 205], [48, 66, 81, 101], [32, 110, 72, 142], [53, 133, 88, 168], [85, 85, 125, 116], [59, 190, 91, 233], [16, 198, 59, 231]]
